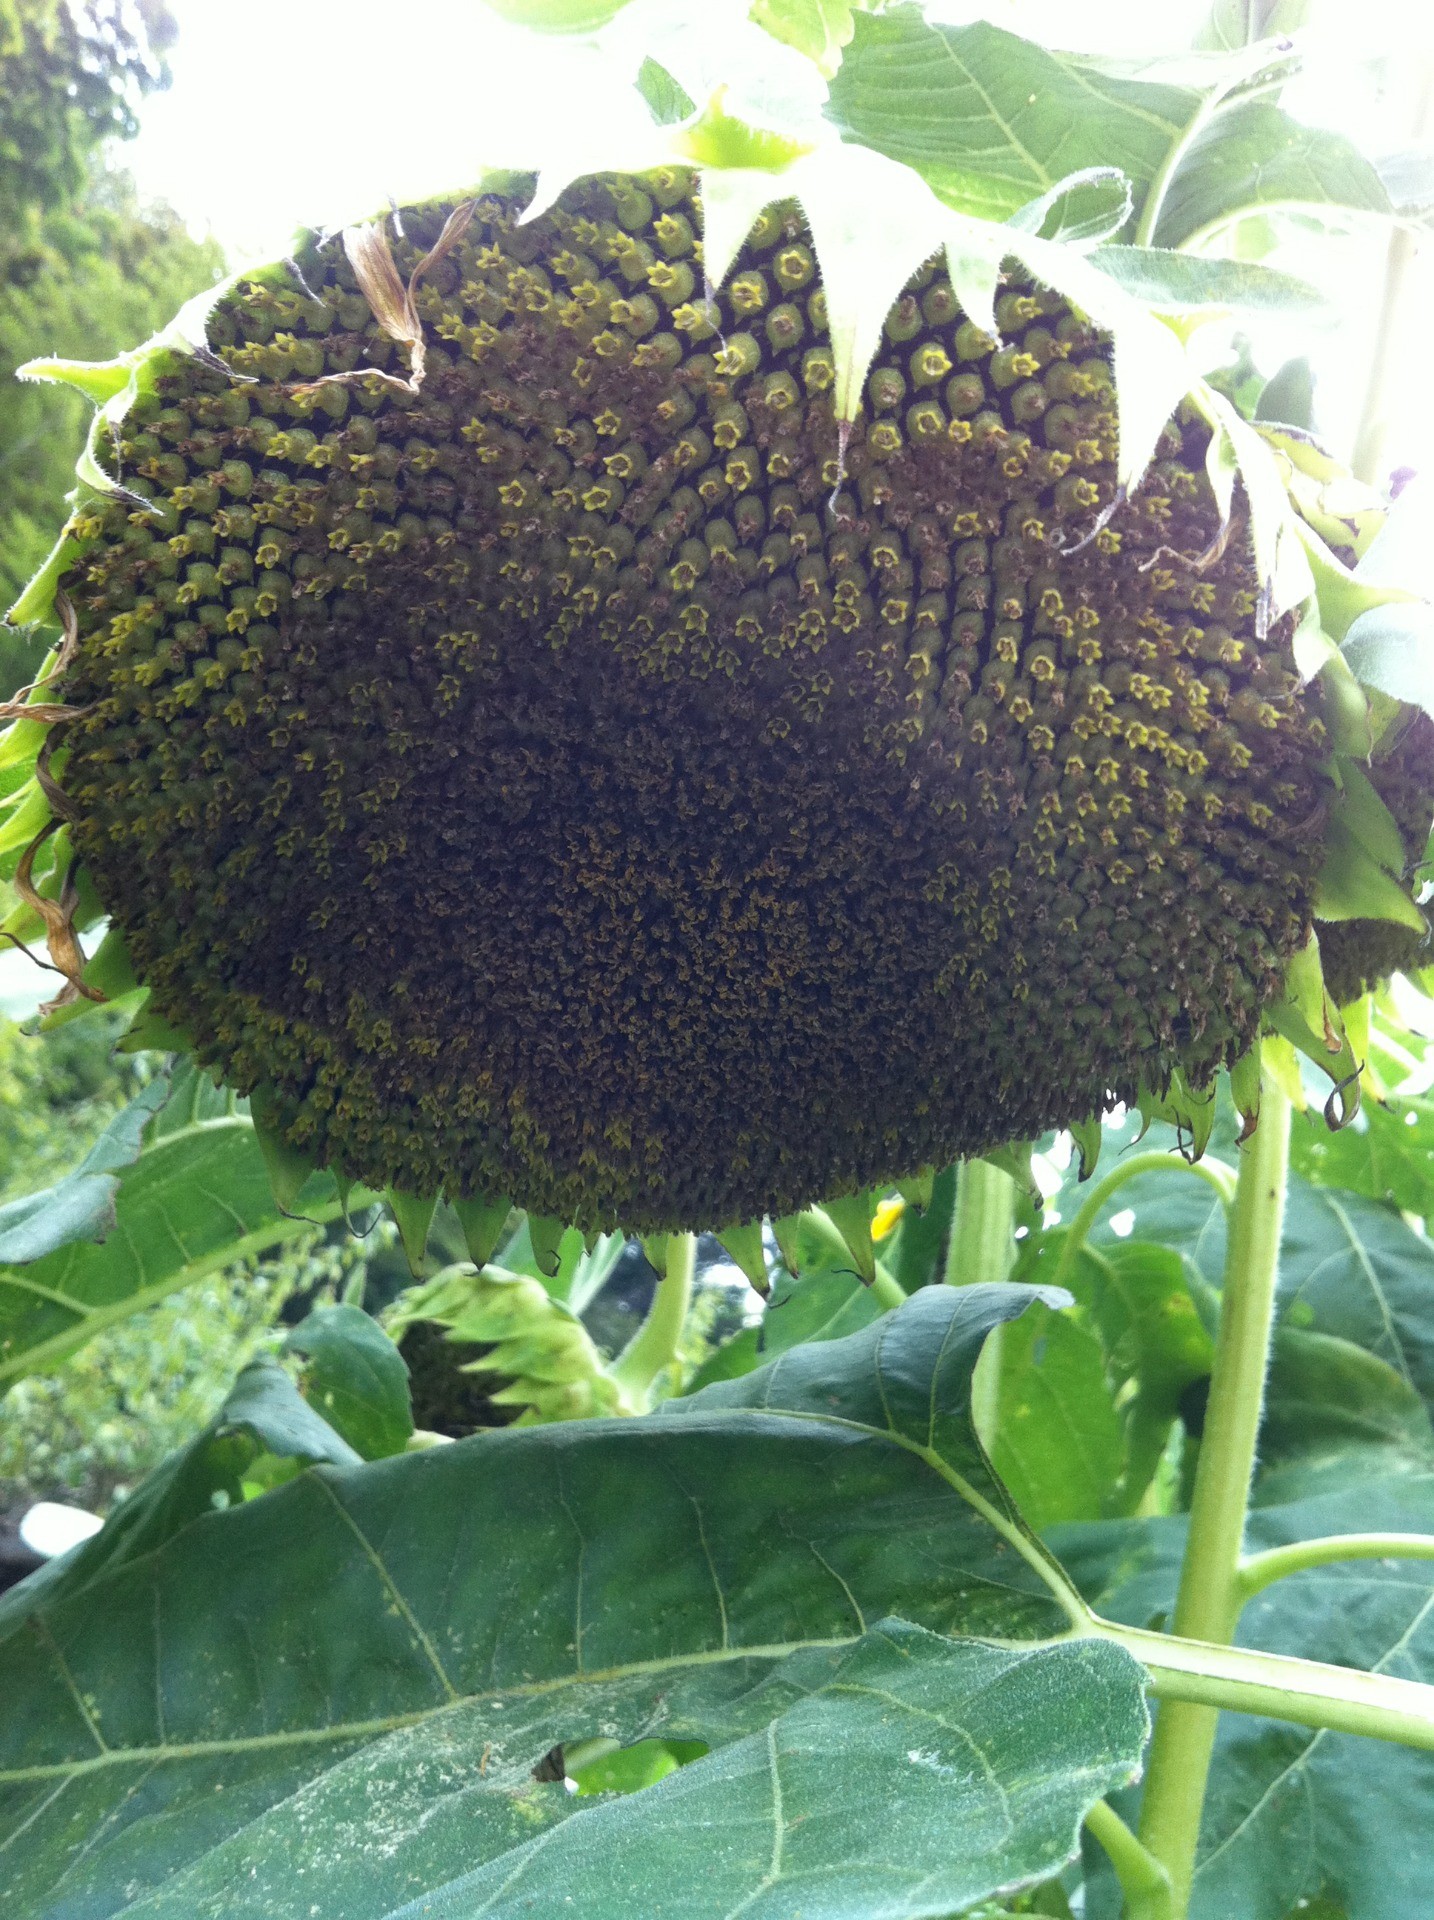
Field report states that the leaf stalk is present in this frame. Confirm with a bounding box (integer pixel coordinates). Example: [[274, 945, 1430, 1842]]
[[1048, 1148, 1235, 1295], [611, 1230, 697, 1409], [1084, 1799, 1174, 1920], [1236, 1531, 1434, 1600]]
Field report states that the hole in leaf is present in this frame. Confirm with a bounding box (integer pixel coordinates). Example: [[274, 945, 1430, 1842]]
[[568, 1738, 709, 1796]]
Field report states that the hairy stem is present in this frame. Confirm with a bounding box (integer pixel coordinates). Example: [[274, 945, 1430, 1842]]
[[944, 1157, 1016, 1439], [611, 1231, 696, 1409], [1136, 1073, 1292, 1912], [1101, 1620, 1434, 1753], [1238, 1532, 1434, 1601], [1050, 1149, 1235, 1293], [1084, 1800, 1173, 1920]]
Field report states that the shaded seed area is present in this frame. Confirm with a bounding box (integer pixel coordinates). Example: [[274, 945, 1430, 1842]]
[[59, 172, 1328, 1228]]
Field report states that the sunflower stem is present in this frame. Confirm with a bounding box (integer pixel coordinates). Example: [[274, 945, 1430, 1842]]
[[1136, 1071, 1292, 1915], [611, 1231, 697, 1410], [1352, 56, 1434, 485], [945, 1158, 1017, 1441], [1084, 1800, 1173, 1920]]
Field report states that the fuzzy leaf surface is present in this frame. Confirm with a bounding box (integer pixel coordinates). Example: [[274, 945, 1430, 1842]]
[[1057, 1476, 1434, 1920], [0, 1288, 1148, 1920]]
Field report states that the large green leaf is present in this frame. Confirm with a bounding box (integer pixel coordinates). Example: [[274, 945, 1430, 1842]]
[[1256, 1324, 1434, 1506], [1277, 1176, 1434, 1413], [1153, 100, 1394, 249], [1058, 1476, 1434, 1920], [825, 8, 1198, 223], [684, 1261, 883, 1391], [0, 1071, 347, 1389], [0, 1287, 1149, 1919], [1289, 1095, 1434, 1228]]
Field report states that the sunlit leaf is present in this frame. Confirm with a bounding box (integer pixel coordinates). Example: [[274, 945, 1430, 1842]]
[[825, 8, 1197, 224], [1153, 102, 1395, 249]]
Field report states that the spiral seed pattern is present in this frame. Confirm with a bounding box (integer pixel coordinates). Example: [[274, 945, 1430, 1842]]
[[56, 171, 1329, 1229]]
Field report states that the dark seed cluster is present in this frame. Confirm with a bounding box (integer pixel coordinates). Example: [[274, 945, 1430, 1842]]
[[55, 172, 1329, 1230], [1319, 711, 1433, 1004]]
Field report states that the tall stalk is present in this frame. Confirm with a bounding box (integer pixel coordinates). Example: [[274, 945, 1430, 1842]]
[[1136, 1072, 1292, 1912], [945, 1157, 1017, 1440]]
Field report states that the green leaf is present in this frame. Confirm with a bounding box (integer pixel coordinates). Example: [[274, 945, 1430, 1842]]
[[249, 1082, 322, 1213], [0, 1091, 347, 1389], [634, 54, 694, 127], [825, 8, 1197, 224], [1193, 0, 1313, 51], [1091, 245, 1328, 317], [1289, 1095, 1434, 1218], [1080, 1237, 1214, 1508], [1254, 354, 1316, 429], [0, 1072, 170, 1265], [1342, 603, 1434, 719], [1083, 1161, 1231, 1289], [997, 1231, 1215, 1522], [1276, 1175, 1434, 1416], [387, 1187, 438, 1274], [1058, 1476, 1434, 1920], [1256, 1323, 1434, 1506], [990, 1301, 1126, 1530], [479, 0, 633, 29], [1152, 101, 1394, 249], [750, 0, 856, 76], [2, 1357, 359, 1621], [285, 1304, 414, 1462], [0, 1289, 1147, 1919], [1007, 167, 1134, 246]]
